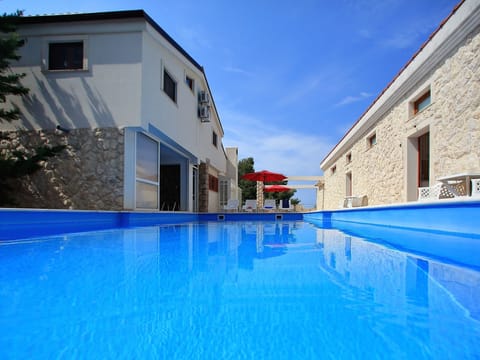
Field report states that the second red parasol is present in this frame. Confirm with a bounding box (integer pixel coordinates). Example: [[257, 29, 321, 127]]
[[263, 184, 291, 192]]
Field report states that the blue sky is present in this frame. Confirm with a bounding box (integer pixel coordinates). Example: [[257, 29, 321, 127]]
[[2, 0, 460, 206]]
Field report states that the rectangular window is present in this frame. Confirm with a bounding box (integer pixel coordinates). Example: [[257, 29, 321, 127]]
[[208, 174, 219, 192], [163, 69, 177, 103], [48, 42, 84, 70], [346, 152, 352, 164], [186, 75, 194, 92], [135, 133, 159, 209], [418, 132, 430, 187], [212, 131, 218, 148], [414, 90, 431, 114], [331, 165, 336, 175], [346, 172, 352, 197], [219, 179, 228, 207], [368, 133, 377, 148]]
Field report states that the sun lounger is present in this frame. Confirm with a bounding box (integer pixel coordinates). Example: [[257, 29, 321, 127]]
[[263, 199, 276, 211], [243, 199, 257, 212], [418, 183, 463, 201], [279, 199, 294, 211], [223, 199, 239, 211]]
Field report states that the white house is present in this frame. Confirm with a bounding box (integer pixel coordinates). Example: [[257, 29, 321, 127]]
[[1, 10, 238, 212]]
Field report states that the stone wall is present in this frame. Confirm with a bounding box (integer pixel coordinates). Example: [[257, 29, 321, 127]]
[[323, 25, 480, 209], [198, 162, 209, 212], [431, 27, 480, 175], [0, 127, 124, 210]]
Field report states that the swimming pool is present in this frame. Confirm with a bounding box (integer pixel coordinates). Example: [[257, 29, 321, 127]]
[[1, 220, 479, 359]]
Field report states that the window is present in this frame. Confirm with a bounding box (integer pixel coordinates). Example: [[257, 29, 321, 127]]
[[418, 132, 430, 187], [48, 42, 84, 70], [346, 172, 352, 197], [185, 75, 194, 92], [135, 133, 159, 209], [413, 90, 431, 115], [208, 174, 218, 192], [368, 133, 377, 148], [331, 165, 336, 175], [212, 131, 218, 148], [163, 69, 177, 103], [346, 152, 352, 164], [219, 179, 228, 207]]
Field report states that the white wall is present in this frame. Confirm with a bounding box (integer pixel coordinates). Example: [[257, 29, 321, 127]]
[[8, 21, 144, 131], [138, 25, 227, 175]]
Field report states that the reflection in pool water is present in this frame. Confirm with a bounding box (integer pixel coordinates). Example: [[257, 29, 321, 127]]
[[0, 221, 479, 359]]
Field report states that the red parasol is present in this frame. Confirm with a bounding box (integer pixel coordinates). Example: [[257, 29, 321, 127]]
[[242, 170, 287, 208], [264, 184, 291, 192], [242, 170, 287, 183]]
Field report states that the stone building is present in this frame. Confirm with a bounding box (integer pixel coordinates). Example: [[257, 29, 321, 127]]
[[320, 0, 480, 209], [1, 10, 238, 212]]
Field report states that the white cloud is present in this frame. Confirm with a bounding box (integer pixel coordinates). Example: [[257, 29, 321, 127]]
[[358, 29, 372, 39], [276, 74, 323, 107], [222, 108, 332, 206], [177, 26, 212, 50], [378, 11, 442, 50], [222, 66, 253, 76], [221, 107, 332, 178], [382, 31, 423, 49], [335, 91, 373, 107]]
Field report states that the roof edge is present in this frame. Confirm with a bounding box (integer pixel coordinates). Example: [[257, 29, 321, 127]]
[[16, 9, 224, 130], [16, 9, 205, 72], [319, 0, 467, 169]]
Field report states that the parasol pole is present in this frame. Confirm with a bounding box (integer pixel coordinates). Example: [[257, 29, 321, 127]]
[[256, 181, 264, 209]]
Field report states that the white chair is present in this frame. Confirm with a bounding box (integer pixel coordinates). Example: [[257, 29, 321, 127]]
[[279, 199, 294, 211], [471, 179, 480, 197], [243, 199, 257, 212], [440, 183, 465, 198], [223, 199, 239, 212], [343, 195, 368, 208], [263, 199, 276, 211], [418, 184, 443, 201], [418, 183, 462, 201]]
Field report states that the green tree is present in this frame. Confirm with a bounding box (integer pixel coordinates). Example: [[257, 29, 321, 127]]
[[290, 198, 300, 206], [238, 157, 256, 201], [0, 10, 29, 121], [0, 11, 65, 206], [237, 157, 300, 205]]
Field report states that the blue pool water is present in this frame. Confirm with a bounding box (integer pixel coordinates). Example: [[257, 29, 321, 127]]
[[1, 220, 479, 359]]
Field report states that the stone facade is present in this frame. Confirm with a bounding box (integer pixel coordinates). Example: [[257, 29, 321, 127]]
[[0, 127, 124, 210], [322, 24, 480, 209], [431, 27, 480, 175], [198, 162, 209, 212]]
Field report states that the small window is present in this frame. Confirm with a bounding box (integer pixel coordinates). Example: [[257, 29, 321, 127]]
[[163, 69, 177, 103], [186, 75, 194, 92], [368, 133, 377, 148], [208, 174, 218, 192], [219, 179, 228, 207], [346, 153, 352, 164], [331, 165, 336, 175], [346, 172, 352, 197], [413, 90, 431, 114], [212, 131, 218, 148], [49, 42, 84, 70]]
